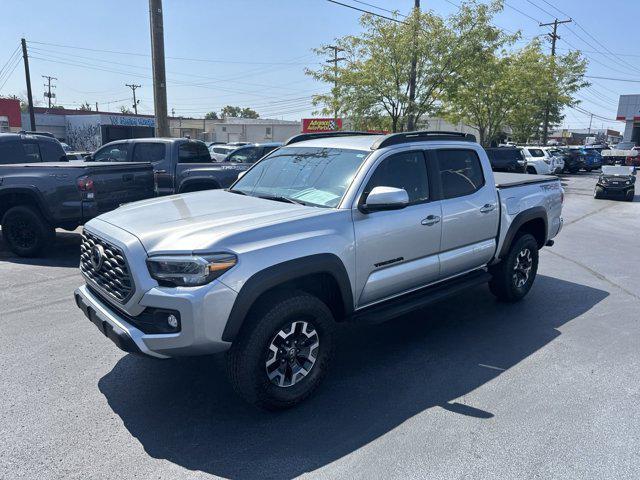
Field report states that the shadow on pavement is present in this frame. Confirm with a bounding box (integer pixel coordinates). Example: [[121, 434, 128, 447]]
[[0, 230, 81, 268], [99, 275, 608, 480]]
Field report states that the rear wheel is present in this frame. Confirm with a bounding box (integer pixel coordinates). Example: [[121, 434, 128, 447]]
[[227, 291, 335, 410], [1, 205, 54, 257], [526, 166, 537, 174], [489, 234, 539, 302]]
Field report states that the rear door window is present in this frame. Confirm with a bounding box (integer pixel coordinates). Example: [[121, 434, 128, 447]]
[[22, 142, 42, 163], [178, 142, 211, 163], [132, 142, 166, 163], [436, 149, 485, 199], [528, 148, 545, 157], [39, 140, 66, 162]]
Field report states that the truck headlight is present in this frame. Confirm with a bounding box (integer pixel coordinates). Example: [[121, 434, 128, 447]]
[[147, 253, 237, 287]]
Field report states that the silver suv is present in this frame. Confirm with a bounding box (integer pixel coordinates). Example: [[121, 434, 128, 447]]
[[74, 131, 564, 409]]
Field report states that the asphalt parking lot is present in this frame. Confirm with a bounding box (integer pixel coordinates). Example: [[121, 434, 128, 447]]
[[1, 172, 639, 480]]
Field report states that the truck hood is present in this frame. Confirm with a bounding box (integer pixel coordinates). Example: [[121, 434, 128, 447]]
[[95, 190, 324, 253]]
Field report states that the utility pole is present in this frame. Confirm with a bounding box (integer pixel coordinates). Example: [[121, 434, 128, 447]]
[[149, 0, 170, 136], [407, 0, 420, 132], [539, 18, 572, 145], [21, 38, 35, 131], [125, 83, 141, 115], [42, 75, 57, 108], [324, 45, 345, 123], [588, 112, 593, 135], [95, 102, 99, 112]]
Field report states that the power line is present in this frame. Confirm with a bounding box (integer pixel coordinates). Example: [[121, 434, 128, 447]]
[[325, 0, 406, 23], [503, 1, 542, 24], [584, 75, 640, 83], [125, 83, 141, 114]]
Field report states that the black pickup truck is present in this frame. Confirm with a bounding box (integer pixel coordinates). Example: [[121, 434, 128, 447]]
[[87, 138, 256, 195], [0, 134, 154, 256]]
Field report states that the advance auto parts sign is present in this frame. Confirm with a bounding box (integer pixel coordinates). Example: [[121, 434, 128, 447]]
[[302, 118, 343, 133]]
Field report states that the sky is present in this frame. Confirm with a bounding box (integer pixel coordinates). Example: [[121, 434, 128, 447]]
[[0, 0, 639, 132]]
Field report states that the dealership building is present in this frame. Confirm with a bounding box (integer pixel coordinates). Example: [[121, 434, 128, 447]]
[[616, 94, 640, 143]]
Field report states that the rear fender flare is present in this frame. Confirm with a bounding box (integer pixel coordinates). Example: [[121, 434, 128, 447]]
[[498, 206, 548, 258], [0, 187, 51, 222]]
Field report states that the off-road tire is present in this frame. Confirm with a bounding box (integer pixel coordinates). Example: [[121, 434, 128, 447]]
[[594, 186, 604, 199], [489, 234, 539, 303], [227, 290, 335, 410], [1, 206, 55, 257]]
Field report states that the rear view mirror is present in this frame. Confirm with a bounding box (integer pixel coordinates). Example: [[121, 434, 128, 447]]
[[361, 186, 409, 213]]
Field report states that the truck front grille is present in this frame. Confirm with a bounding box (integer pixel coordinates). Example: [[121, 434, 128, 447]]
[[80, 230, 134, 303]]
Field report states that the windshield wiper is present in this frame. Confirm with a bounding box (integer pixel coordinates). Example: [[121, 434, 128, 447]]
[[227, 189, 246, 195], [258, 194, 308, 206]]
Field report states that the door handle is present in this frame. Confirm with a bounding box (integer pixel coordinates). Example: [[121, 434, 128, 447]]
[[421, 215, 441, 226], [480, 203, 496, 213], [155, 169, 167, 174]]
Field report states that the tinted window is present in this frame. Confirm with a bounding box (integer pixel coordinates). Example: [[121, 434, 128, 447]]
[[227, 147, 262, 163], [23, 142, 42, 163], [94, 143, 128, 162], [0, 141, 26, 164], [132, 143, 166, 162], [178, 142, 211, 163], [363, 151, 429, 204], [486, 148, 523, 162], [437, 149, 485, 199], [233, 147, 369, 208], [39, 140, 66, 162], [528, 148, 545, 157]]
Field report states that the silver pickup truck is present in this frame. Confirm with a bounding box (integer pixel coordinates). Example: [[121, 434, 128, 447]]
[[74, 131, 564, 409]]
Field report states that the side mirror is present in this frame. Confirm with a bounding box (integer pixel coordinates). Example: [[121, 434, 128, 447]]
[[84, 154, 93, 161], [237, 171, 246, 180], [360, 186, 409, 213]]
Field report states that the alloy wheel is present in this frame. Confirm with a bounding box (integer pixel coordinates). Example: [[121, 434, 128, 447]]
[[7, 219, 37, 249], [265, 320, 319, 388], [513, 248, 533, 288]]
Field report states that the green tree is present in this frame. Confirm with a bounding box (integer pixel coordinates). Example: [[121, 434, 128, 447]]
[[307, 1, 510, 132], [221, 105, 259, 119], [119, 105, 132, 114], [78, 102, 93, 111], [204, 111, 219, 120]]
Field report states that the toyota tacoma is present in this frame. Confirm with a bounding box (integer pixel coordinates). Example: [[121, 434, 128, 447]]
[[74, 131, 564, 409]]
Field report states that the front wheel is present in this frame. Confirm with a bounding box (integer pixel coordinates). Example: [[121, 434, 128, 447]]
[[489, 234, 539, 302], [227, 291, 335, 410], [594, 186, 604, 199], [626, 189, 635, 202], [526, 166, 537, 175]]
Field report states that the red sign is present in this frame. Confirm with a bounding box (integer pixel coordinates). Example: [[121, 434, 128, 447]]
[[0, 98, 22, 128], [302, 118, 343, 133]]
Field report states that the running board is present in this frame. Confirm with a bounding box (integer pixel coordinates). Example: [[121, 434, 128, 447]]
[[349, 269, 491, 325]]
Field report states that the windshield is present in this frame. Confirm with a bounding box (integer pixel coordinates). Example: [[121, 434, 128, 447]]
[[231, 146, 370, 208], [602, 166, 634, 176]]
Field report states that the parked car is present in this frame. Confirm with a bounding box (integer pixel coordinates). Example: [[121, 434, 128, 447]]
[[568, 147, 602, 172], [484, 147, 527, 173], [557, 148, 586, 173], [65, 151, 92, 161], [0, 159, 154, 257], [209, 144, 238, 162], [542, 147, 565, 174], [0, 131, 68, 164], [225, 142, 282, 163], [74, 130, 564, 410], [87, 138, 253, 195], [594, 165, 636, 201], [226, 141, 251, 146], [518, 146, 554, 174]]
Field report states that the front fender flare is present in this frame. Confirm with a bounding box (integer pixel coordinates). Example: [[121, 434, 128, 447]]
[[221, 254, 353, 342]]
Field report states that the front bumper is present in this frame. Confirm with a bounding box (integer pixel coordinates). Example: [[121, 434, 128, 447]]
[[75, 278, 237, 358]]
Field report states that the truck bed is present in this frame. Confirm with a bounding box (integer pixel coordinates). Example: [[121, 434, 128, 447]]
[[494, 172, 558, 189]]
